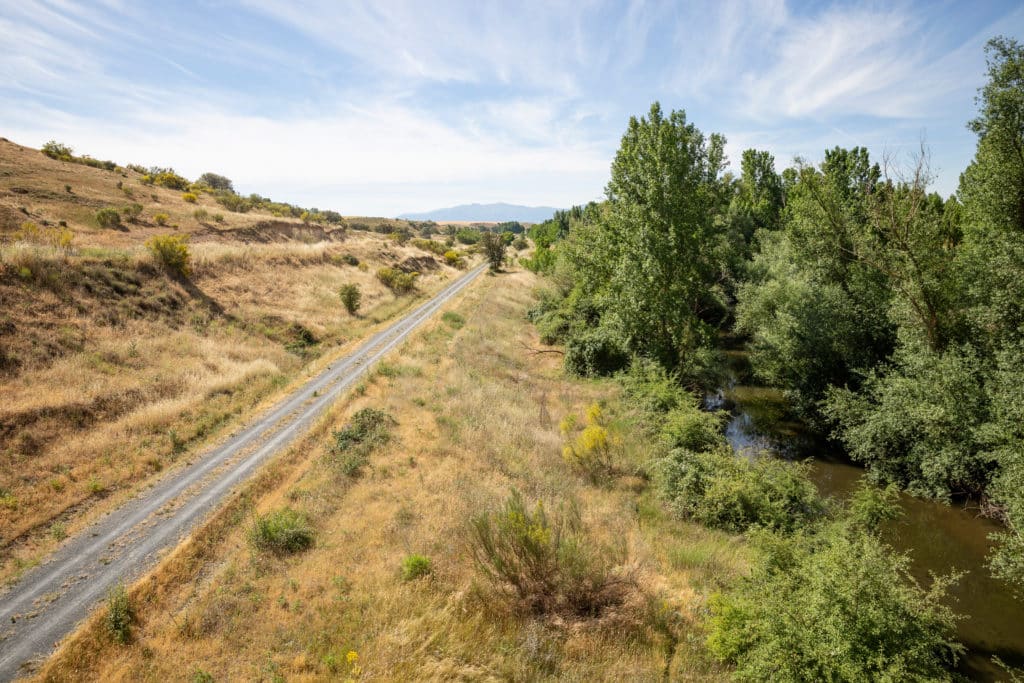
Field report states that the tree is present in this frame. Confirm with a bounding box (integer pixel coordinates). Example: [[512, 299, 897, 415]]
[[198, 172, 234, 192], [571, 102, 729, 367], [339, 284, 361, 315], [481, 231, 506, 271]]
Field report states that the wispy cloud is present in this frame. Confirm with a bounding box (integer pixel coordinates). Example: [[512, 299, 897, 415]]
[[1, 0, 1022, 213]]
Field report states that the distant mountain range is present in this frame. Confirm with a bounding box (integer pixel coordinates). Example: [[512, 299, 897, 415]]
[[398, 202, 561, 223]]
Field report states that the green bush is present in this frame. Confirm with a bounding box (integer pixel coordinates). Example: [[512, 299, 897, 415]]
[[468, 489, 628, 615], [212, 213, 225, 223], [249, 507, 315, 554], [655, 448, 823, 534], [401, 554, 433, 581], [181, 192, 198, 203], [340, 253, 359, 266], [708, 520, 963, 681], [214, 191, 252, 213], [153, 212, 169, 226], [563, 327, 629, 377], [193, 208, 209, 221], [339, 283, 361, 315], [146, 234, 191, 276], [152, 170, 190, 190], [560, 404, 618, 483], [660, 403, 726, 452], [106, 583, 133, 644], [412, 238, 447, 256], [198, 172, 233, 191], [455, 228, 481, 245], [122, 203, 143, 223], [443, 250, 464, 268], [441, 311, 465, 329], [41, 140, 73, 161], [328, 408, 395, 476], [95, 207, 122, 229], [377, 266, 417, 294]]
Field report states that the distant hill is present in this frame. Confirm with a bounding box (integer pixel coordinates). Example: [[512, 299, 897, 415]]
[[398, 203, 561, 223]]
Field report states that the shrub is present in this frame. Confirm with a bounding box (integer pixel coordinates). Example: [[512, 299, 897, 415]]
[[707, 521, 963, 681], [341, 253, 359, 266], [146, 234, 191, 276], [468, 490, 628, 616], [249, 507, 315, 554], [455, 228, 481, 245], [564, 327, 629, 377], [95, 207, 122, 230], [561, 404, 618, 482], [443, 250, 464, 268], [198, 172, 233, 191], [513, 236, 528, 250], [441, 311, 465, 329], [327, 408, 395, 476], [181, 192, 198, 203], [390, 230, 411, 245], [106, 583, 133, 644], [212, 213, 225, 223], [193, 208, 209, 222], [339, 283, 361, 315], [41, 140, 73, 161], [15, 221, 72, 249], [122, 203, 143, 223], [64, 183, 72, 193], [152, 170, 190, 190], [401, 554, 433, 581], [153, 212, 169, 226], [655, 448, 823, 533], [660, 402, 726, 452], [377, 266, 417, 294], [214, 191, 252, 213]]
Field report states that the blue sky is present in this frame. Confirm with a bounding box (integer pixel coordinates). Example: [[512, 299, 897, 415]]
[[2, 1, 1022, 217]]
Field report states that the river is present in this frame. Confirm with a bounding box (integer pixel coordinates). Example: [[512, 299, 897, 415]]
[[713, 349, 1024, 680]]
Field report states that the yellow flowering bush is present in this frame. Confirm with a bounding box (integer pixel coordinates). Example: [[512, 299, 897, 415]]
[[561, 403, 619, 482]]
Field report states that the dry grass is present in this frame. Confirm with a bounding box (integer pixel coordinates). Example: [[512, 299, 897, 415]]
[[33, 268, 749, 682], [0, 139, 473, 582]]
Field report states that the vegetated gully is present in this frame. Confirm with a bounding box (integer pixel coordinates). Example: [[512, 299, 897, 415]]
[[0, 263, 487, 680], [709, 347, 1024, 681]]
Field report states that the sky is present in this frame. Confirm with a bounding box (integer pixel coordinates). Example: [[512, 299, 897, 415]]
[[2, 1, 1022, 217]]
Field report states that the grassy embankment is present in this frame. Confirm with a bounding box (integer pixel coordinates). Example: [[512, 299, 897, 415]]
[[0, 138, 473, 584], [34, 267, 749, 682]]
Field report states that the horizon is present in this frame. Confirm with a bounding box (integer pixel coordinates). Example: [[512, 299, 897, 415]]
[[2, 1, 1023, 216]]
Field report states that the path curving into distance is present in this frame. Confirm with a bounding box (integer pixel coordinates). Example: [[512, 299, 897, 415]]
[[0, 263, 487, 680]]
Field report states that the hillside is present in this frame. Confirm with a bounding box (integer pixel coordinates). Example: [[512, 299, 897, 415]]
[[0, 138, 476, 584], [399, 202, 561, 223]]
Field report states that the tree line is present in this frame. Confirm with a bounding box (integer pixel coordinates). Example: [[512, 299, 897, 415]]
[[530, 35, 1024, 608]]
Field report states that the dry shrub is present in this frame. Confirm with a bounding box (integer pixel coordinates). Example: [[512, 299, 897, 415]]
[[468, 489, 632, 617]]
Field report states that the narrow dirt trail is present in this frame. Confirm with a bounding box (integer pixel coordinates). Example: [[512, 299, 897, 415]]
[[0, 263, 486, 680]]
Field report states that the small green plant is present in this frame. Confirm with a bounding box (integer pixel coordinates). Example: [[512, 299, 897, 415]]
[[64, 184, 72, 193], [212, 213, 225, 223], [443, 250, 464, 268], [441, 311, 465, 329], [146, 234, 191, 276], [106, 583, 133, 644], [327, 408, 395, 477], [339, 283, 361, 315], [122, 203, 143, 223], [193, 208, 209, 221], [153, 212, 169, 226], [401, 554, 433, 581], [191, 669, 215, 683], [95, 207, 122, 229], [50, 521, 67, 541], [340, 253, 359, 266], [249, 507, 315, 554], [182, 192, 198, 203], [88, 476, 106, 495]]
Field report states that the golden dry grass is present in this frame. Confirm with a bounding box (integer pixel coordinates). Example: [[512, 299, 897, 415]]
[[33, 268, 749, 682], [0, 139, 477, 583]]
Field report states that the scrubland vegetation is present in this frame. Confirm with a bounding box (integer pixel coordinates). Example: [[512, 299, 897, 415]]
[[7, 32, 1024, 683], [0, 137, 473, 585]]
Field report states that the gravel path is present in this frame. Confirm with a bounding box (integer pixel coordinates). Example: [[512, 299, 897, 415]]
[[0, 263, 486, 680]]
